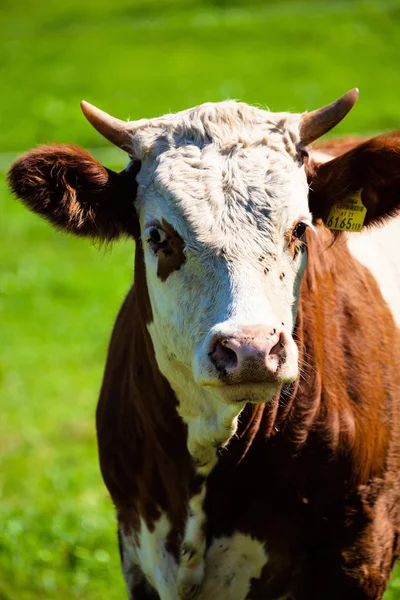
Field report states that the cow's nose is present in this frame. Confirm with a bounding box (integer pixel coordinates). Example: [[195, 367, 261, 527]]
[[209, 326, 286, 382]]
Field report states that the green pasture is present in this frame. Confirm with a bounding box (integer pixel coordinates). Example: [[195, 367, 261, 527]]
[[1, 0, 400, 597]]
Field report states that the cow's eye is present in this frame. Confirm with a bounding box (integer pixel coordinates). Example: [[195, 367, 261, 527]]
[[147, 227, 167, 252], [292, 222, 308, 240]]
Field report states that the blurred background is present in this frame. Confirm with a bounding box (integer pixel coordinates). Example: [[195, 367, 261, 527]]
[[1, 0, 399, 598]]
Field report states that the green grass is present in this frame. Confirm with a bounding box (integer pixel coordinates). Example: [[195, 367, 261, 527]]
[[1, 0, 400, 598]]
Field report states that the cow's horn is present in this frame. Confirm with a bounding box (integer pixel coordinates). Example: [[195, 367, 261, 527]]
[[299, 88, 359, 145], [80, 101, 132, 151]]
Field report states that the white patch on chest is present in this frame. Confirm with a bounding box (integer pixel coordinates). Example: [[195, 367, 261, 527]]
[[198, 533, 268, 600], [347, 216, 400, 326]]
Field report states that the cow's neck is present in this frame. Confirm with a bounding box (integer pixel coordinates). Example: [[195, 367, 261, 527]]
[[170, 374, 245, 476]]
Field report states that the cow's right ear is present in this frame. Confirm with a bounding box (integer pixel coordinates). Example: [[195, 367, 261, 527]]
[[7, 144, 140, 241], [307, 133, 400, 229]]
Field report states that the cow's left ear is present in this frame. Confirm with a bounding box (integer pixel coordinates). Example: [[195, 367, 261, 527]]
[[7, 144, 141, 241], [307, 133, 400, 228]]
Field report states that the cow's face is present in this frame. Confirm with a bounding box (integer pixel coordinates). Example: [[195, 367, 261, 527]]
[[9, 91, 361, 406], [132, 103, 311, 404]]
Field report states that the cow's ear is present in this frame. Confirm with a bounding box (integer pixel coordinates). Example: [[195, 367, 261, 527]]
[[307, 133, 400, 228], [7, 144, 140, 240]]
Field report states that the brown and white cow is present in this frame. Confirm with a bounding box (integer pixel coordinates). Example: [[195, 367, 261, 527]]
[[8, 90, 400, 599]]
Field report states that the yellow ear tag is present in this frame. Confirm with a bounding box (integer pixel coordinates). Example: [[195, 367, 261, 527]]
[[326, 189, 366, 232]]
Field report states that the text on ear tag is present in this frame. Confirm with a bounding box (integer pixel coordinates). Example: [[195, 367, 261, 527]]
[[326, 189, 366, 232]]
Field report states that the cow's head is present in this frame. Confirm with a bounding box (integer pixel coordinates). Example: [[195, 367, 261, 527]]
[[8, 91, 400, 407]]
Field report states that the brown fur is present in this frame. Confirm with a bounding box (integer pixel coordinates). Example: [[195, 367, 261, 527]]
[[7, 144, 141, 240]]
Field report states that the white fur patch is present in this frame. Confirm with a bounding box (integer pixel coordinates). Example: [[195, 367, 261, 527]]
[[121, 523, 268, 599], [135, 514, 179, 600], [120, 531, 142, 598], [347, 216, 400, 326], [198, 533, 268, 600], [177, 485, 207, 598]]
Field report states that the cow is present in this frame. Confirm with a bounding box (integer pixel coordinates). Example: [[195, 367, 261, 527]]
[[7, 89, 400, 600]]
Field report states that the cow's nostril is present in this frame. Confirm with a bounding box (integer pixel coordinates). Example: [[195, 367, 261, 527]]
[[267, 333, 286, 372], [212, 340, 238, 371], [272, 332, 286, 354]]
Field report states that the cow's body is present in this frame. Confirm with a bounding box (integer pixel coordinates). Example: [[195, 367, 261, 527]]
[[8, 92, 400, 599], [101, 216, 400, 600]]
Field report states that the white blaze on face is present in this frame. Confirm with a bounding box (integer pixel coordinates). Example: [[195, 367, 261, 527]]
[[135, 101, 310, 447]]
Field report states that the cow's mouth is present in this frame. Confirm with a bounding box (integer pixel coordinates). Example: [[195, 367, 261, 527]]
[[204, 380, 282, 405]]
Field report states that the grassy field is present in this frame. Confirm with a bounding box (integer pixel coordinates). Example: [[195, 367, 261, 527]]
[[1, 0, 400, 598]]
